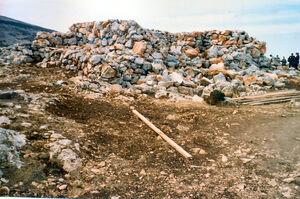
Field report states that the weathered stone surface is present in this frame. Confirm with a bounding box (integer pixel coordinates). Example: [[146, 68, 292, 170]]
[[152, 62, 166, 74], [90, 55, 102, 65], [243, 76, 256, 85], [209, 63, 225, 75], [170, 72, 184, 85], [133, 41, 147, 55], [178, 86, 193, 95], [184, 48, 198, 58], [155, 90, 168, 99], [0, 116, 11, 125], [289, 79, 299, 87], [214, 73, 226, 83], [101, 63, 116, 79], [110, 84, 123, 93], [0, 128, 26, 169], [48, 133, 82, 173]]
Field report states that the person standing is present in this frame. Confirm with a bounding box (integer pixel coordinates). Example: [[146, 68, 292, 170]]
[[274, 55, 281, 66], [295, 53, 299, 70], [288, 53, 295, 68], [281, 56, 287, 66], [268, 54, 274, 68]]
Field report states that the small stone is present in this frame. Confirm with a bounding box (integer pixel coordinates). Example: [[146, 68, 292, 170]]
[[243, 76, 256, 85], [114, 44, 124, 51], [152, 63, 166, 74], [21, 122, 32, 127], [209, 63, 225, 75], [192, 95, 204, 103], [241, 158, 252, 163], [0, 186, 10, 195], [282, 177, 295, 183], [152, 52, 163, 59], [101, 63, 116, 79], [135, 57, 144, 65], [268, 179, 277, 187], [58, 184, 68, 190], [109, 84, 123, 93], [221, 155, 228, 163], [140, 169, 146, 175], [178, 86, 193, 96], [176, 124, 189, 132], [1, 178, 9, 183], [213, 73, 226, 83], [90, 55, 102, 65], [237, 184, 245, 190], [133, 41, 147, 55], [155, 90, 168, 99], [170, 72, 184, 85], [184, 48, 198, 58], [191, 148, 207, 155], [91, 168, 102, 174], [200, 77, 212, 86], [0, 116, 11, 125], [199, 149, 207, 155], [166, 114, 177, 120]]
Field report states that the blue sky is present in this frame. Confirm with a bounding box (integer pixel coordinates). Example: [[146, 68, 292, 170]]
[[0, 0, 299, 57]]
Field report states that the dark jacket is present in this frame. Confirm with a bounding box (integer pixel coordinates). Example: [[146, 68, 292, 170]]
[[295, 55, 299, 65], [288, 55, 295, 66], [281, 58, 287, 66]]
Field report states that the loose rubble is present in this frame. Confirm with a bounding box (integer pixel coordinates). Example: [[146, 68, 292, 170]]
[[0, 19, 299, 102], [0, 128, 26, 177], [48, 132, 82, 173]]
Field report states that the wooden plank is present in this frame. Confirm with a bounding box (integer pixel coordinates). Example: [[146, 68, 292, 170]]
[[234, 90, 300, 101], [246, 99, 295, 106], [242, 95, 300, 104], [131, 107, 192, 159]]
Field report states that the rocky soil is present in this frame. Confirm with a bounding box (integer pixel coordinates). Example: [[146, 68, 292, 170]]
[[0, 63, 300, 198]]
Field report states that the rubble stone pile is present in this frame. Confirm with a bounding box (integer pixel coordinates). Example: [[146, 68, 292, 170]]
[[0, 128, 26, 178], [0, 19, 299, 99]]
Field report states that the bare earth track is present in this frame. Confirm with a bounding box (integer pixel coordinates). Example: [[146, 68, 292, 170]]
[[0, 64, 299, 198]]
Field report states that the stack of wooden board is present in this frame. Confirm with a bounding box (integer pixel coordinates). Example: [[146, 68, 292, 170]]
[[234, 90, 300, 105]]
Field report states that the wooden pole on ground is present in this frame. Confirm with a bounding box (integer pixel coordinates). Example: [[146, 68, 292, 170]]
[[131, 107, 192, 159]]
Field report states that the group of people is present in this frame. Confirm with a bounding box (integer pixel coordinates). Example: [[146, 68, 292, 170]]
[[272, 53, 299, 70]]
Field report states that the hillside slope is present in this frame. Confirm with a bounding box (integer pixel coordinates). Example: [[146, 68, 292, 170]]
[[0, 15, 54, 47]]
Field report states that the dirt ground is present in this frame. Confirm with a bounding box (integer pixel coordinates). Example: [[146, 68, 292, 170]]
[[0, 64, 300, 198]]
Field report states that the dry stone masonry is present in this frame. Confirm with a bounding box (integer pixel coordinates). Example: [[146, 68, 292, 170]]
[[0, 19, 299, 100]]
